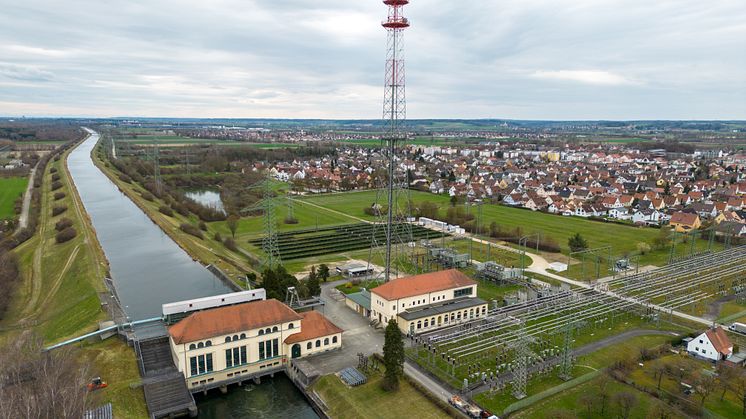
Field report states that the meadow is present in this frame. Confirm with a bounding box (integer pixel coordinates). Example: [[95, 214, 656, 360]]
[[0, 177, 28, 219]]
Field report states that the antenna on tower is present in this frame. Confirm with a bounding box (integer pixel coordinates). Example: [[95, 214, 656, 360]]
[[368, 0, 414, 282]]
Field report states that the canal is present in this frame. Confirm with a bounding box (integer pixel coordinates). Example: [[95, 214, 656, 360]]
[[68, 130, 318, 418]]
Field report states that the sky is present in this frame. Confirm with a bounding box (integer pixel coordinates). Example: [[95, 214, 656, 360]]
[[0, 0, 744, 120]]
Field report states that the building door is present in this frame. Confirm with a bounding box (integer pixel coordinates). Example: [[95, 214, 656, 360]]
[[409, 323, 415, 336], [292, 344, 301, 359]]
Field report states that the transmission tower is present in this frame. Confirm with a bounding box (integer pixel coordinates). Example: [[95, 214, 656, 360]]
[[511, 320, 530, 399], [368, 0, 414, 282], [241, 174, 281, 269], [559, 320, 575, 381]]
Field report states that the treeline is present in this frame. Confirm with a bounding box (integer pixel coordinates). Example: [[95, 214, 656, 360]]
[[0, 120, 84, 143]]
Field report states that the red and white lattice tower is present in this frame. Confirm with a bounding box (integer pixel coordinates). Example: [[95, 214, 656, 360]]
[[368, 0, 414, 283], [382, 0, 409, 136]]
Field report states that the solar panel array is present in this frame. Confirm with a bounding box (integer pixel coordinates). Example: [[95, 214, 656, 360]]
[[339, 367, 367, 387]]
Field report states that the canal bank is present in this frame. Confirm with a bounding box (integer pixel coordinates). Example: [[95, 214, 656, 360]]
[[68, 129, 318, 417]]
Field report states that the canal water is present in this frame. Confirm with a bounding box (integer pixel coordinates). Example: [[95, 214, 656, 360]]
[[68, 130, 317, 417], [67, 131, 233, 320]]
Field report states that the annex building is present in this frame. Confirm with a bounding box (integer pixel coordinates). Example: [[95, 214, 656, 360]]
[[370, 269, 488, 334], [168, 299, 342, 390]]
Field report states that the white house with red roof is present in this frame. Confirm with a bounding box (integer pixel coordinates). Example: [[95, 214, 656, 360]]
[[687, 327, 733, 362]]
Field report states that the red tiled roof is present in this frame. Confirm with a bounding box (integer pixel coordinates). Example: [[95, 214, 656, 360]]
[[671, 211, 699, 226], [169, 299, 302, 344], [371, 269, 476, 301], [284, 311, 343, 344], [706, 327, 733, 356]]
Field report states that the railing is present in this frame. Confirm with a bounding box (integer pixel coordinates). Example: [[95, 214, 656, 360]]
[[44, 316, 163, 351]]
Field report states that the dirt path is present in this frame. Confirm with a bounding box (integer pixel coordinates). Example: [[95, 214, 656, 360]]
[[15, 162, 38, 233]]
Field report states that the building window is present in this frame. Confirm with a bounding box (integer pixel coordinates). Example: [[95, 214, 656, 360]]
[[190, 357, 198, 376], [259, 341, 265, 359], [197, 342, 204, 349], [272, 326, 279, 333], [189, 344, 196, 350], [273, 338, 278, 356], [424, 319, 429, 328], [482, 306, 487, 314], [205, 340, 212, 347], [324, 338, 329, 346], [240, 333, 246, 339], [240, 346, 247, 364], [454, 287, 473, 298], [316, 340, 321, 348], [265, 328, 271, 334], [333, 336, 338, 344], [417, 321, 421, 329], [225, 337, 231, 343], [190, 353, 213, 377], [259, 330, 264, 336], [289, 323, 295, 329], [307, 342, 312, 350]]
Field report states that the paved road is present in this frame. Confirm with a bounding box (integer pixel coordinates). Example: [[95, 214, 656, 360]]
[[302, 280, 384, 375], [15, 162, 38, 232], [404, 360, 454, 403]]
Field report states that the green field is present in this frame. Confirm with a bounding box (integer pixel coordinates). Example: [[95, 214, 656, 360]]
[[312, 371, 452, 419], [300, 190, 684, 266], [0, 177, 28, 219], [114, 134, 299, 148]]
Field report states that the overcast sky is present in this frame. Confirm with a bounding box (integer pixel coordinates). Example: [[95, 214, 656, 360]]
[[0, 0, 744, 120]]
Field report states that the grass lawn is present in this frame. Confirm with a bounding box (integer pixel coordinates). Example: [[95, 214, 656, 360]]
[[513, 373, 679, 418], [300, 190, 689, 266], [79, 338, 148, 419], [628, 354, 744, 418], [312, 371, 452, 419], [0, 176, 28, 218]]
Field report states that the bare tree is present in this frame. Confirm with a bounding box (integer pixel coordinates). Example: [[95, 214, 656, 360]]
[[579, 392, 595, 416], [717, 363, 738, 401], [648, 403, 675, 419], [0, 333, 92, 419], [694, 372, 717, 408], [612, 391, 637, 419], [652, 363, 667, 390], [597, 374, 612, 416]]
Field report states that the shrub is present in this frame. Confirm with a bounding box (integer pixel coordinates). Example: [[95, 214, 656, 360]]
[[55, 227, 77, 243], [171, 203, 189, 217], [119, 174, 132, 183], [159, 206, 174, 217], [51, 181, 63, 191], [54, 192, 66, 201], [53, 155, 60, 162], [49, 167, 58, 174], [54, 218, 73, 232], [51, 205, 68, 216], [284, 216, 299, 224], [141, 191, 154, 201], [199, 221, 207, 231], [213, 232, 223, 242], [223, 238, 238, 251], [180, 223, 203, 239], [51, 173, 61, 182]]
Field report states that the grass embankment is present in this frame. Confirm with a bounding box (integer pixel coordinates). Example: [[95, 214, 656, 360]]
[[1, 136, 147, 418], [0, 177, 28, 219], [312, 371, 452, 419], [93, 143, 254, 282]]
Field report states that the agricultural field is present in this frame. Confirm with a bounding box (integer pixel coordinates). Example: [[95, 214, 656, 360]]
[[0, 176, 27, 219], [113, 133, 299, 148]]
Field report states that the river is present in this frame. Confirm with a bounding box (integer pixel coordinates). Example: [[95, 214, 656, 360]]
[[68, 130, 317, 418]]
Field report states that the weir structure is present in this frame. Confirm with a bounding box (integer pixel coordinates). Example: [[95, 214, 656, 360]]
[[369, 0, 414, 282]]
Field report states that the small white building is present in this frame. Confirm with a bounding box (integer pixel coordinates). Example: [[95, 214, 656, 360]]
[[687, 327, 733, 362]]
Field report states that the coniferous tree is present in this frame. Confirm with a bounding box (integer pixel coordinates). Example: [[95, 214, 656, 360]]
[[382, 319, 404, 391]]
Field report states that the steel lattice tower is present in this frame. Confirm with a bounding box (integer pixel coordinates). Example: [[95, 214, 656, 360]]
[[241, 174, 282, 269], [369, 0, 414, 282]]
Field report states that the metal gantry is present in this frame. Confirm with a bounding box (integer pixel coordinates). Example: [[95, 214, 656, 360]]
[[241, 174, 282, 269]]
